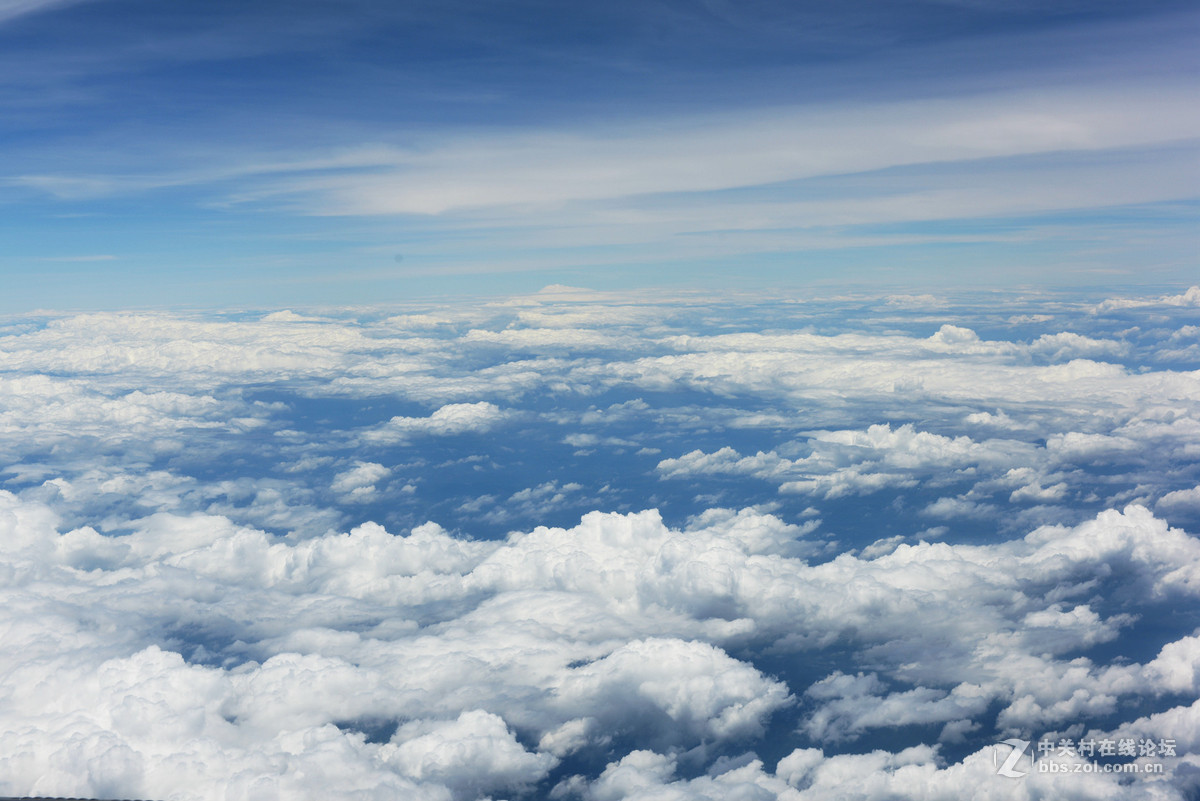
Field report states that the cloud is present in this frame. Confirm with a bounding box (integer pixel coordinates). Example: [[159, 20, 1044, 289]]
[[2, 484, 1200, 796], [1157, 486, 1200, 516], [2, 290, 1200, 797], [554, 638, 791, 744], [36, 253, 118, 262], [362, 402, 506, 443], [563, 739, 1174, 800], [330, 461, 391, 501], [467, 480, 586, 525], [921, 495, 997, 519], [0, 0, 84, 25], [211, 85, 1200, 219], [1097, 286, 1200, 312], [3, 480, 1200, 798], [659, 423, 1041, 502], [1009, 480, 1068, 503], [385, 710, 556, 799], [1028, 331, 1130, 362]]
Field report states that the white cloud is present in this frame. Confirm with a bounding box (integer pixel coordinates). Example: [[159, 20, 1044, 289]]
[[362, 402, 506, 443], [264, 86, 1200, 218], [1157, 486, 1200, 515], [555, 638, 791, 744], [1028, 331, 1129, 362], [2, 292, 1200, 798], [660, 423, 1042, 501], [1141, 635, 1200, 695], [1097, 286, 1200, 312], [0, 0, 85, 25], [330, 461, 391, 500], [2, 482, 1200, 798], [802, 672, 990, 742], [561, 739, 1174, 800], [384, 710, 556, 799], [922, 495, 997, 519], [1009, 480, 1068, 504]]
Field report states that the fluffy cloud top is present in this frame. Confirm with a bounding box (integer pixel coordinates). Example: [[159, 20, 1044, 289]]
[[2, 288, 1199, 799], [2, 486, 1199, 798], [362, 402, 507, 444]]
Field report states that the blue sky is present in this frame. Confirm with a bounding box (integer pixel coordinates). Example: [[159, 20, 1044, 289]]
[[1, 0, 1196, 309]]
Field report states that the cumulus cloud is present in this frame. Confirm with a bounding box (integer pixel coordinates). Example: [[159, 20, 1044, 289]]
[[2, 288, 1200, 798], [330, 461, 391, 501], [558, 739, 1177, 800], [554, 638, 791, 744], [802, 672, 989, 742], [1097, 286, 1200, 312], [466, 480, 586, 525], [659, 423, 1044, 504], [385, 710, 556, 798], [4, 480, 1200, 797], [1157, 486, 1200, 516], [362, 402, 506, 443], [1028, 331, 1130, 362]]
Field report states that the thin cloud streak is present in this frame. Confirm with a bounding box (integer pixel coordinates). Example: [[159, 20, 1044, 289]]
[[11, 83, 1198, 221], [0, 0, 82, 25], [281, 84, 1199, 216], [37, 254, 117, 262]]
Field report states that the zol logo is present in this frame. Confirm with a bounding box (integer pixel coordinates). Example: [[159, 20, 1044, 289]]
[[994, 738, 1031, 778]]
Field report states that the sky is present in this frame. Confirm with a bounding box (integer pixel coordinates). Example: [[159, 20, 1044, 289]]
[[1, 0, 1197, 308], [3, 4, 1200, 801]]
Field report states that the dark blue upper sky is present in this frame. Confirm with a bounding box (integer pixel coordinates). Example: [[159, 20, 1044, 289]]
[[1, 0, 1196, 309]]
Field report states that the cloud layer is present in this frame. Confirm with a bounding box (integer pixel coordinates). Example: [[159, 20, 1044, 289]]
[[1, 287, 1199, 799]]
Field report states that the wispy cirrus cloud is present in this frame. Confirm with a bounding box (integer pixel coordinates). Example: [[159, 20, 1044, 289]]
[[8, 81, 1194, 288], [273, 85, 1200, 217], [15, 83, 1197, 221], [37, 253, 116, 262], [0, 0, 85, 26]]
